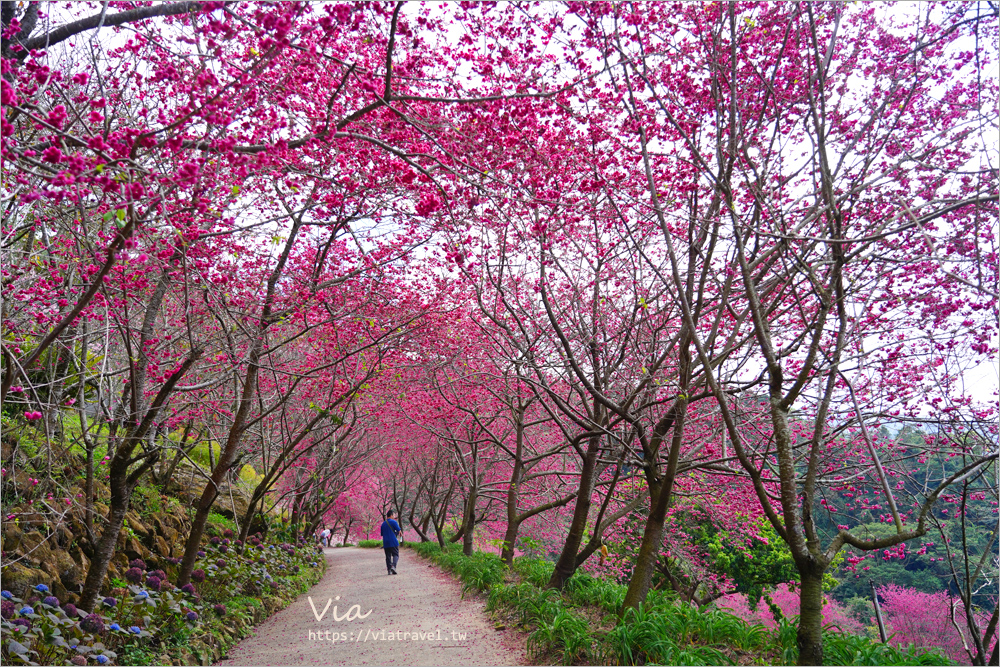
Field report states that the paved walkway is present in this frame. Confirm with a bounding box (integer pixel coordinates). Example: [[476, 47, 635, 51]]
[[218, 546, 526, 666]]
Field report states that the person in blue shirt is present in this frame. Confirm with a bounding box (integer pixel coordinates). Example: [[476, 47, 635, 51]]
[[380, 510, 402, 575]]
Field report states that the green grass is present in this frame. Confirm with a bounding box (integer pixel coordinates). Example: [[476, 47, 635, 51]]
[[410, 541, 504, 597], [411, 542, 954, 666], [818, 626, 952, 666], [134, 484, 164, 516], [237, 463, 263, 485], [357, 539, 383, 548], [207, 511, 237, 534], [190, 441, 222, 469]]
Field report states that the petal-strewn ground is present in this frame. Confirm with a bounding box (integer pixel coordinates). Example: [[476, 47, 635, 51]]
[[218, 547, 525, 666]]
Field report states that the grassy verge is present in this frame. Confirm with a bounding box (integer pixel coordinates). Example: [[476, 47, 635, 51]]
[[181, 555, 326, 666], [100, 542, 327, 666], [411, 542, 952, 667]]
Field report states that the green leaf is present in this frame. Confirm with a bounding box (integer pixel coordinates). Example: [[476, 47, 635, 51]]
[[116, 209, 126, 221], [7, 640, 29, 654]]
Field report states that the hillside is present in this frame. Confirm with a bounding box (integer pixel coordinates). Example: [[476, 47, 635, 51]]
[[1, 421, 324, 666]]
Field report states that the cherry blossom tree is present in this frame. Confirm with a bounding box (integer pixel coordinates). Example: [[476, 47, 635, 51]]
[[2, 5, 996, 660], [552, 2, 998, 662]]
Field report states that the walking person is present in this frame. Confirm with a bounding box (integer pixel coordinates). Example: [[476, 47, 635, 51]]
[[319, 527, 331, 548], [380, 510, 402, 575]]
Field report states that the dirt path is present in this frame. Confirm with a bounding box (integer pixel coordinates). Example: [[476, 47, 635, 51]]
[[218, 546, 526, 666]]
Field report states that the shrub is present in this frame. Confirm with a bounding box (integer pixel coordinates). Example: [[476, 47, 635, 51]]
[[715, 585, 863, 633], [878, 584, 995, 664], [1, 531, 326, 665], [412, 543, 953, 667]]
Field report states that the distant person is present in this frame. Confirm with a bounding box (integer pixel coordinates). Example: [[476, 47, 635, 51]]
[[319, 527, 331, 547], [380, 510, 402, 575]]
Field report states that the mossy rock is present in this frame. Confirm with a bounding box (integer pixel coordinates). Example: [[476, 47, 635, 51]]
[[71, 547, 90, 572], [119, 533, 151, 562], [153, 535, 172, 558], [53, 522, 75, 548], [125, 511, 152, 540], [1, 522, 24, 552], [40, 548, 85, 597], [19, 531, 55, 569], [1, 561, 54, 598], [152, 515, 171, 537]]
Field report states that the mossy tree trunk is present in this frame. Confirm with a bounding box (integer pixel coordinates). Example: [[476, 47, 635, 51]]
[[78, 350, 200, 611]]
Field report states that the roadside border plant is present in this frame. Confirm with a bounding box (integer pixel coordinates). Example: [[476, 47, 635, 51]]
[[411, 542, 955, 666], [1, 535, 325, 665]]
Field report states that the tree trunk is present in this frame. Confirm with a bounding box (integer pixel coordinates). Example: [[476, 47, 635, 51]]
[[237, 502, 257, 545], [177, 424, 245, 584], [236, 476, 274, 545], [78, 497, 129, 611], [548, 432, 601, 589], [408, 506, 431, 543], [462, 485, 477, 556], [178, 346, 261, 585], [78, 348, 198, 608], [179, 215, 301, 581], [432, 483, 454, 548], [501, 430, 524, 566], [796, 566, 826, 666], [289, 488, 305, 542], [85, 429, 95, 534], [621, 397, 686, 614], [431, 511, 447, 548], [79, 444, 148, 610], [434, 523, 446, 548], [619, 481, 668, 613], [500, 519, 519, 566]]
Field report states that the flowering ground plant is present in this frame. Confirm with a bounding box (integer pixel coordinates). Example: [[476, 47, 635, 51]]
[[1, 532, 324, 665], [1, 586, 117, 666]]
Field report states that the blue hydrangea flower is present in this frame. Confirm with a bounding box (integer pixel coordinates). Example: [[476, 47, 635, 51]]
[[109, 623, 121, 631], [102, 597, 117, 608], [129, 626, 141, 634], [19, 606, 34, 615], [136, 591, 149, 599], [185, 611, 198, 621], [95, 655, 109, 665], [33, 584, 49, 593], [1, 591, 12, 600]]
